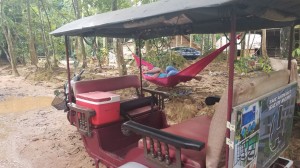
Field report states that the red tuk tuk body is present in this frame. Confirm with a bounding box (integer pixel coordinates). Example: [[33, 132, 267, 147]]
[[51, 0, 300, 167]]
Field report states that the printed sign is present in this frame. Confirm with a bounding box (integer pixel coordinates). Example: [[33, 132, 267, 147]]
[[231, 83, 297, 168]]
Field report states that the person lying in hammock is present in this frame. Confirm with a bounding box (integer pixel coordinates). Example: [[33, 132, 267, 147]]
[[143, 66, 179, 78]]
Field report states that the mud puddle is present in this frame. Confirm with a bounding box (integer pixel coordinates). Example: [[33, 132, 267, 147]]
[[0, 96, 53, 114]]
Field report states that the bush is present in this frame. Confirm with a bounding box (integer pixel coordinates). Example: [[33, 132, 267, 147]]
[[292, 47, 300, 58], [257, 57, 272, 73], [234, 56, 272, 74], [143, 51, 187, 69], [202, 48, 228, 62]]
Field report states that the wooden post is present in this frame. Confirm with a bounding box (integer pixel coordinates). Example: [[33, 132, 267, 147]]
[[226, 11, 236, 168], [180, 35, 183, 45], [288, 25, 295, 72], [65, 36, 72, 103]]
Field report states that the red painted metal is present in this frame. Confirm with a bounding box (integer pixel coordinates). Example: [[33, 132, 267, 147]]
[[81, 110, 165, 167], [138, 39, 143, 95], [64, 36, 72, 104], [288, 25, 295, 76], [225, 12, 236, 168]]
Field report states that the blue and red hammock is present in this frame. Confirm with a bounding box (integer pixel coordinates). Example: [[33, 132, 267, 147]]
[[133, 42, 230, 87]]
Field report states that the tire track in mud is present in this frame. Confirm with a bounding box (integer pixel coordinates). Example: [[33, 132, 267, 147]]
[[0, 113, 32, 168], [0, 74, 94, 168]]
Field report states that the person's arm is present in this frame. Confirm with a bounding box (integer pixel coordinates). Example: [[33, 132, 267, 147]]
[[151, 73, 160, 78], [143, 67, 161, 74]]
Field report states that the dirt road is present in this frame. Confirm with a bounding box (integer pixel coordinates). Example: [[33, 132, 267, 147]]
[[0, 67, 94, 168]]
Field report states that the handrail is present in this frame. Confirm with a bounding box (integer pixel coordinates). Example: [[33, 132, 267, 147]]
[[67, 102, 95, 137], [122, 121, 204, 150], [122, 121, 204, 168]]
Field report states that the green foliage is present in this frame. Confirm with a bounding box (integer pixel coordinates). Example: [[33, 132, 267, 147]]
[[257, 57, 272, 73], [98, 47, 108, 63], [292, 47, 300, 58], [144, 51, 186, 70], [234, 57, 253, 74], [234, 56, 272, 74], [203, 48, 228, 62]]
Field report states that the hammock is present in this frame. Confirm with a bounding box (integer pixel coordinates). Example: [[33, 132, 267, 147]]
[[133, 42, 230, 87]]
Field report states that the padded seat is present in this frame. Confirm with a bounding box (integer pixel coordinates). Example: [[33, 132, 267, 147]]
[[121, 96, 157, 119], [138, 116, 212, 168], [126, 106, 158, 118], [123, 69, 292, 168]]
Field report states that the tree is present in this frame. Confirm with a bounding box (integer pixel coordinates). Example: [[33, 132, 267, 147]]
[[26, 0, 38, 67], [261, 29, 268, 57], [112, 0, 127, 76], [37, 0, 52, 70], [39, 0, 58, 68], [212, 34, 216, 49], [72, 0, 87, 68], [1, 0, 20, 76], [240, 32, 245, 57]]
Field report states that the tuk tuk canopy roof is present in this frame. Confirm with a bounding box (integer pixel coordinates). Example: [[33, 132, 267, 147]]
[[51, 0, 300, 39]]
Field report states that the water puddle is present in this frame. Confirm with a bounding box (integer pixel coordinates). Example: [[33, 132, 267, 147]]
[[0, 96, 53, 114]]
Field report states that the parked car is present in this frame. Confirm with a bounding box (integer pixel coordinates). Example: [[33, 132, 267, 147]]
[[171, 47, 201, 60]]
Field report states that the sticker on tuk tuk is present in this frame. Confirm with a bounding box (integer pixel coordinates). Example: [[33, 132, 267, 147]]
[[231, 82, 297, 168]]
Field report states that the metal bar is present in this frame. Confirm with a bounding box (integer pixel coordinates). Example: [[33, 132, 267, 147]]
[[65, 36, 72, 103], [143, 137, 148, 156], [288, 25, 295, 81], [175, 147, 182, 168], [150, 138, 156, 158], [138, 39, 143, 95], [157, 140, 163, 161], [226, 11, 236, 168], [164, 143, 170, 165]]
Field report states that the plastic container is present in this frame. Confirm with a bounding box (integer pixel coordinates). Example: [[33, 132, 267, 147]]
[[76, 91, 120, 126], [270, 157, 293, 168]]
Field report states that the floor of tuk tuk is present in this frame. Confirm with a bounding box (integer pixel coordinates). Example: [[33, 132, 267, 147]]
[[0, 60, 300, 168]]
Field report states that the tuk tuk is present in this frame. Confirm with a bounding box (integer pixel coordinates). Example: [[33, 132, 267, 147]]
[[51, 0, 300, 167]]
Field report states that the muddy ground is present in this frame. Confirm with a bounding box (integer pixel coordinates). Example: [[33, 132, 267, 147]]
[[0, 60, 299, 168]]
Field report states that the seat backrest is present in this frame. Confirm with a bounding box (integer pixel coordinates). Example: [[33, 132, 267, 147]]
[[206, 69, 291, 168], [73, 75, 141, 96]]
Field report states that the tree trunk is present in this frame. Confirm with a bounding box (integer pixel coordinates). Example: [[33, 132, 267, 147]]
[[189, 34, 193, 47], [103, 37, 108, 49], [145, 40, 151, 53], [1, 1, 19, 76], [262, 29, 268, 57], [37, 1, 52, 70], [80, 37, 87, 68], [115, 39, 127, 75], [201, 34, 205, 53], [27, 0, 38, 67], [73, 0, 87, 68], [240, 32, 245, 57], [112, 0, 127, 76], [246, 31, 251, 56], [75, 38, 80, 63], [0, 45, 10, 63], [280, 27, 291, 58], [2, 26, 20, 76], [212, 34, 216, 49], [102, 37, 109, 65], [208, 35, 211, 51], [40, 0, 58, 68], [180, 35, 183, 45]]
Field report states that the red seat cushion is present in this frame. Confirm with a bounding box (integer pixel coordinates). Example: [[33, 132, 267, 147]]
[[138, 116, 211, 168], [127, 105, 158, 118]]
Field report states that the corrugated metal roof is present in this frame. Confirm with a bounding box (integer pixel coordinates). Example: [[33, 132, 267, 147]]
[[51, 0, 300, 39]]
